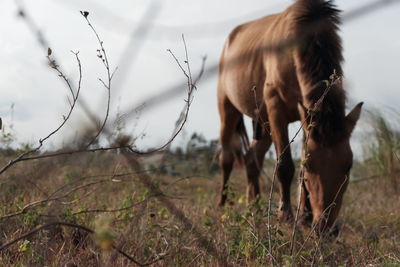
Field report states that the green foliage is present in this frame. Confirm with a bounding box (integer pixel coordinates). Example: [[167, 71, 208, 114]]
[[17, 142, 34, 154], [203, 216, 213, 227], [61, 207, 74, 222], [159, 133, 219, 177], [0, 104, 16, 150], [64, 172, 73, 184], [136, 189, 148, 202], [22, 210, 40, 226], [364, 109, 400, 191], [18, 240, 32, 255], [118, 193, 138, 219], [0, 123, 16, 149], [368, 112, 399, 167]]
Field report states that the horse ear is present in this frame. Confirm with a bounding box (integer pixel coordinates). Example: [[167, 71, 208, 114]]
[[346, 102, 363, 135], [298, 101, 309, 128]]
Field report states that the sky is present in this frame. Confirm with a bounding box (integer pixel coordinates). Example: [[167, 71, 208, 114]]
[[1, 0, 400, 154]]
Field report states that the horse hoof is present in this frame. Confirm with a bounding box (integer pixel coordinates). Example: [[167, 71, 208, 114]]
[[298, 213, 313, 227], [218, 201, 225, 207], [329, 224, 341, 239], [278, 210, 294, 224]]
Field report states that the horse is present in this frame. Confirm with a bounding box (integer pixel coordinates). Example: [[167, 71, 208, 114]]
[[217, 0, 363, 234]]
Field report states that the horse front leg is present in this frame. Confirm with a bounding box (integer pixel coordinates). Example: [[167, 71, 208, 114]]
[[298, 180, 313, 227], [266, 93, 295, 223]]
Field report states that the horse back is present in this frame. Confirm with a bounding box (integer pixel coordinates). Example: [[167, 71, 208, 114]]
[[218, 9, 301, 122]]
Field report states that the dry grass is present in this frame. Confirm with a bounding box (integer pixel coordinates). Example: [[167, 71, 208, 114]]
[[3, 2, 399, 266], [0, 146, 399, 266]]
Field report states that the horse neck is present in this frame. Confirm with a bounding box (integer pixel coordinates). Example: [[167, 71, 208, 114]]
[[290, 0, 344, 110], [295, 60, 347, 145], [298, 72, 345, 111]]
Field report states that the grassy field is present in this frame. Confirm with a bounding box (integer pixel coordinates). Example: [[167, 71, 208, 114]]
[[2, 1, 400, 265], [0, 125, 400, 267]]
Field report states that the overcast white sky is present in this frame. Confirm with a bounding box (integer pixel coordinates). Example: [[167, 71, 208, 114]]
[[1, 0, 400, 152]]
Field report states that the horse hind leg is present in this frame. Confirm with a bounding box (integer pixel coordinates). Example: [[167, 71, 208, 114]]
[[244, 128, 272, 204], [218, 99, 242, 206]]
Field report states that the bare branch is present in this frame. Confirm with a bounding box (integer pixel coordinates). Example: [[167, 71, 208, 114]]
[[81, 12, 113, 148], [0, 52, 83, 176]]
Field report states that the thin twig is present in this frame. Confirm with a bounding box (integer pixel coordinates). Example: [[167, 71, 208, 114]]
[[81, 12, 113, 148], [0, 52, 83, 176]]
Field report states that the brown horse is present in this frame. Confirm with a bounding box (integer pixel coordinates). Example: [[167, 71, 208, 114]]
[[217, 0, 362, 234]]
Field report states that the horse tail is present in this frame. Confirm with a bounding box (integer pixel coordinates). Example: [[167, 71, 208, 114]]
[[235, 116, 249, 167]]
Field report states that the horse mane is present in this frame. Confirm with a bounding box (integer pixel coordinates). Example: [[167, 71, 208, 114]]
[[292, 0, 347, 145]]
